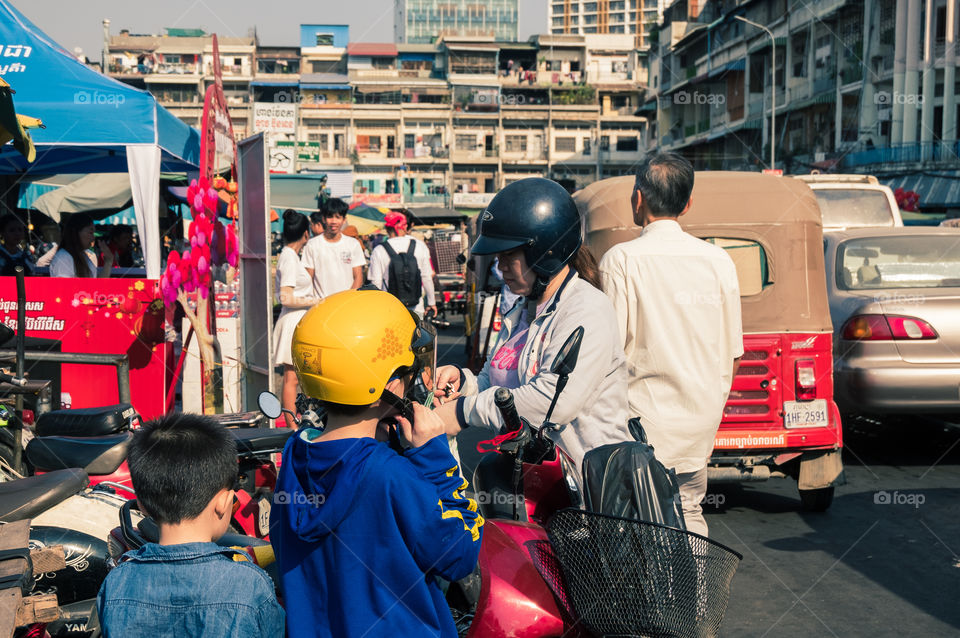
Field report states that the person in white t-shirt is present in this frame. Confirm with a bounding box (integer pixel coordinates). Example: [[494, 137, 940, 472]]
[[599, 152, 743, 537], [300, 198, 366, 299], [367, 212, 436, 316], [274, 210, 318, 427], [50, 213, 114, 278]]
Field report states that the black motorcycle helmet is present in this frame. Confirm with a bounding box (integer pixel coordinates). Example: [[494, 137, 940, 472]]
[[471, 178, 583, 300]]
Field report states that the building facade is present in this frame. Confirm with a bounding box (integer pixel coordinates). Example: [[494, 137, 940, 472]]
[[648, 0, 959, 202], [548, 0, 667, 51], [394, 0, 518, 44], [105, 24, 648, 210]]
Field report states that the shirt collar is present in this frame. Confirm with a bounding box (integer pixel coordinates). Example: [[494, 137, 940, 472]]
[[640, 219, 683, 236], [126, 541, 240, 563]]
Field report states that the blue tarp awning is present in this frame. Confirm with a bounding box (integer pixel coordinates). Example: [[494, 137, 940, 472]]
[[0, 0, 199, 175], [882, 172, 960, 210], [0, 0, 201, 276], [251, 79, 299, 87], [300, 83, 351, 90]]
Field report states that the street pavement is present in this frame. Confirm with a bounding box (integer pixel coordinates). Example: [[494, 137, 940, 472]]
[[435, 321, 960, 637]]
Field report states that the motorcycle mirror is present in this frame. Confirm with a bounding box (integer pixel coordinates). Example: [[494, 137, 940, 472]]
[[258, 391, 283, 419], [551, 326, 584, 377], [0, 323, 13, 346]]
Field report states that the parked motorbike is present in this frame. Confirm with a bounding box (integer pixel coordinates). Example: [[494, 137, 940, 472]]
[[0, 467, 126, 637], [448, 328, 743, 638], [20, 406, 292, 540]]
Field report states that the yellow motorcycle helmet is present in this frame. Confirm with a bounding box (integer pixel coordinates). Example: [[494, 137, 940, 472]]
[[291, 289, 436, 406]]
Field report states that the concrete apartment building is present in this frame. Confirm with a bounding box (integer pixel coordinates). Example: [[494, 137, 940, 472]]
[[105, 23, 648, 210], [548, 0, 667, 51], [394, 0, 519, 44], [648, 0, 959, 205]]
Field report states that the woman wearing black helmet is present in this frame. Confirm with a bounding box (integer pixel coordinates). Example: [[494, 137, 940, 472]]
[[434, 178, 631, 467]]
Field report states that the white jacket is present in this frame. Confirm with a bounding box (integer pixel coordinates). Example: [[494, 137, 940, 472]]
[[458, 272, 632, 468]]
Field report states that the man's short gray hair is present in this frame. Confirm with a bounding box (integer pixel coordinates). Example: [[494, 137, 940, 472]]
[[634, 152, 695, 217]]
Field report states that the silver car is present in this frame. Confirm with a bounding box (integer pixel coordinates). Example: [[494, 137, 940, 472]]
[[825, 228, 960, 416]]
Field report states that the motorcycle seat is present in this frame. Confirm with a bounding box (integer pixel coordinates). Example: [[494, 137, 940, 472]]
[[26, 432, 132, 475], [35, 404, 135, 438], [230, 427, 293, 455], [0, 468, 89, 522]]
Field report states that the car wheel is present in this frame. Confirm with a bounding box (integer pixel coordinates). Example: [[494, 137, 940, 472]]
[[799, 486, 835, 512]]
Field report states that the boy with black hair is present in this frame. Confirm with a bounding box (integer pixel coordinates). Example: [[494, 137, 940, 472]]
[[96, 413, 284, 638], [301, 196, 366, 298], [273, 289, 482, 638]]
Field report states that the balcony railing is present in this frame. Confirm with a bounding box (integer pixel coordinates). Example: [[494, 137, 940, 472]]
[[841, 65, 864, 84], [814, 76, 835, 95], [354, 146, 402, 158], [156, 62, 200, 75], [451, 148, 497, 160], [841, 141, 960, 169], [406, 193, 450, 205], [404, 147, 448, 159]]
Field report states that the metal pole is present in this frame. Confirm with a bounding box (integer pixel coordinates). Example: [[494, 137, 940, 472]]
[[771, 38, 776, 170], [12, 266, 25, 472], [736, 16, 776, 169]]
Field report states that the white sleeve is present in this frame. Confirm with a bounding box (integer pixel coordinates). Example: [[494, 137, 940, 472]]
[[368, 245, 387, 289], [599, 250, 630, 349], [417, 241, 436, 305], [277, 251, 299, 289], [300, 241, 317, 271], [351, 238, 367, 267], [721, 258, 744, 358], [460, 297, 620, 432], [49, 252, 74, 278]]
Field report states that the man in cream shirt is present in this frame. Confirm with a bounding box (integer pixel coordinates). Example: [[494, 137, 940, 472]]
[[599, 152, 743, 536]]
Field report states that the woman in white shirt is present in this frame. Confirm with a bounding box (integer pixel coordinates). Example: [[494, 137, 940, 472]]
[[50, 213, 113, 278], [273, 210, 318, 427]]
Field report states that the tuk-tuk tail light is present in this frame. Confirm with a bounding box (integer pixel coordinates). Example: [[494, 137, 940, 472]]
[[795, 359, 817, 401]]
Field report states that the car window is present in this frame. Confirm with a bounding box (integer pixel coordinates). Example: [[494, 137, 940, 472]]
[[704, 237, 769, 296], [813, 189, 895, 228], [837, 236, 960, 289]]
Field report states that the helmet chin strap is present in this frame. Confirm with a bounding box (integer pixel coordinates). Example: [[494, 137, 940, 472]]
[[524, 274, 550, 317]]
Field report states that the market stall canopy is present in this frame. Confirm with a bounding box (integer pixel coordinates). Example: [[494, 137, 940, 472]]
[[0, 0, 201, 277], [0, 0, 199, 174], [408, 206, 464, 225], [348, 203, 387, 221], [31, 173, 132, 221]]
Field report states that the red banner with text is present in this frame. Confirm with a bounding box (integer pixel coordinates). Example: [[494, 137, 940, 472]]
[[0, 277, 172, 420]]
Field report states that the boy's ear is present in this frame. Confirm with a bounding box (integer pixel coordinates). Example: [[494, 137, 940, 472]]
[[213, 488, 234, 519]]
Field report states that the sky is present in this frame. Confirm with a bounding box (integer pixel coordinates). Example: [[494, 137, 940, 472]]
[[16, 0, 550, 61]]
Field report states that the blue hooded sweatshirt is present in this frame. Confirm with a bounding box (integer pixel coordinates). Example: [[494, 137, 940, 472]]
[[271, 430, 483, 638]]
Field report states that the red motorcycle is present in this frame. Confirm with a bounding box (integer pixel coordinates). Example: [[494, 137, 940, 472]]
[[451, 328, 743, 638]]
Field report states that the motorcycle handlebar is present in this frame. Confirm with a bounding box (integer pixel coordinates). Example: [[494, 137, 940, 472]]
[[494, 387, 523, 433], [0, 370, 26, 387]]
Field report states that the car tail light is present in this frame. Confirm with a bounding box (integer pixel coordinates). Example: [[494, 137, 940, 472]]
[[842, 314, 937, 340], [886, 316, 937, 339], [795, 359, 817, 401]]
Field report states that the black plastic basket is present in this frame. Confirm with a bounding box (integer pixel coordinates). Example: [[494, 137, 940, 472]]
[[546, 509, 742, 638]]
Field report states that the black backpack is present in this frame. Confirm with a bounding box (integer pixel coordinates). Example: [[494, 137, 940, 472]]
[[382, 240, 422, 308]]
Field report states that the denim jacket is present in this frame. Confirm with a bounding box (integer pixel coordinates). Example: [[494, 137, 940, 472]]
[[97, 542, 284, 638]]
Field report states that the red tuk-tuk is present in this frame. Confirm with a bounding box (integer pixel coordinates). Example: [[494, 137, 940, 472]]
[[576, 172, 843, 511]]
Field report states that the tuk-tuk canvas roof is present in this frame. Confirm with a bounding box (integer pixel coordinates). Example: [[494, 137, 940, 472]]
[[574, 173, 832, 334]]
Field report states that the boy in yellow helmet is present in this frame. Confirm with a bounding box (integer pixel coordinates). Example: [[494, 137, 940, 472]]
[[270, 289, 483, 638]]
